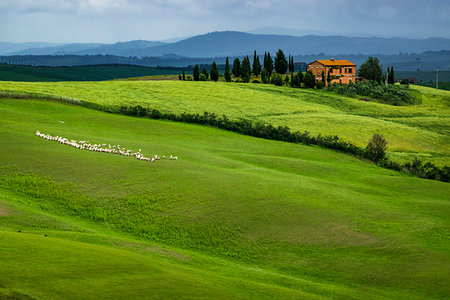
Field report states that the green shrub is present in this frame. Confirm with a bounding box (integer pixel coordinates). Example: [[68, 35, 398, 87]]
[[366, 134, 387, 162], [271, 73, 283, 86]]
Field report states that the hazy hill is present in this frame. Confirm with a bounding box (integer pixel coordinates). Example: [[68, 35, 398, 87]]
[[0, 42, 62, 55], [73, 40, 165, 56], [7, 40, 164, 56], [132, 31, 450, 57], [10, 43, 104, 55]]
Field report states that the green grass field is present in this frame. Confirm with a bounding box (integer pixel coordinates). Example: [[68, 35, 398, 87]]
[[0, 98, 449, 298], [0, 80, 448, 166], [0, 64, 181, 82]]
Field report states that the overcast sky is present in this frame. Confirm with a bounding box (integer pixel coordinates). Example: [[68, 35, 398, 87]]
[[1, 0, 449, 43]]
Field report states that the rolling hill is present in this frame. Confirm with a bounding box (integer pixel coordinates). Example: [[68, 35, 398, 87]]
[[0, 64, 181, 81], [0, 97, 448, 298], [1, 80, 448, 166]]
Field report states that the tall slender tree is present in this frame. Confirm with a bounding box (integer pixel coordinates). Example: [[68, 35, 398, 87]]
[[326, 70, 331, 86], [274, 49, 288, 74], [388, 66, 395, 84], [321, 70, 326, 84], [224, 57, 231, 82], [265, 52, 273, 77], [182, 69, 186, 81], [252, 50, 261, 76], [210, 61, 219, 82], [193, 64, 200, 81], [241, 56, 251, 83], [232, 58, 241, 77], [289, 55, 295, 73]]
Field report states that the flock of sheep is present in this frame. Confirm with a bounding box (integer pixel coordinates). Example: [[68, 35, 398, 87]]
[[35, 131, 178, 162]]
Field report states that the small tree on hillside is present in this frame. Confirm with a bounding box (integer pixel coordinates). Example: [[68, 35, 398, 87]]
[[224, 57, 231, 82], [232, 58, 241, 77], [210, 61, 219, 82], [182, 69, 186, 80], [366, 133, 388, 162], [274, 49, 288, 74], [304, 70, 316, 88], [261, 69, 269, 84], [193, 64, 200, 81], [201, 68, 209, 80], [358, 57, 383, 83], [297, 70, 303, 86]]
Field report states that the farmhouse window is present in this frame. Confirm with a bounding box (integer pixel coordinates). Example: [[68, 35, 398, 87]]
[[348, 67, 353, 73]]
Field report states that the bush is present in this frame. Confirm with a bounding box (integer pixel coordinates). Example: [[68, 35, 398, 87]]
[[261, 69, 269, 84], [316, 81, 324, 89], [252, 79, 260, 84], [199, 74, 207, 81], [271, 73, 283, 86], [366, 134, 387, 162]]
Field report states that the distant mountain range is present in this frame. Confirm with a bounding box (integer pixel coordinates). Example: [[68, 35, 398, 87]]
[[8, 40, 165, 56], [2, 31, 450, 58]]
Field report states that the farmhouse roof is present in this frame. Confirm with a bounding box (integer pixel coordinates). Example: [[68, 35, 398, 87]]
[[311, 59, 356, 66]]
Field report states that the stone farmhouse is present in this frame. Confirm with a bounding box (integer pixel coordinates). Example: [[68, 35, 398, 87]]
[[307, 58, 356, 85]]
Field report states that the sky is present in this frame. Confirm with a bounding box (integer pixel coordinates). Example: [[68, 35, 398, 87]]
[[1, 0, 449, 43]]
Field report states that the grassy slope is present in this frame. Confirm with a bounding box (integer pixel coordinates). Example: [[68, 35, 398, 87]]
[[0, 64, 180, 82], [0, 98, 449, 298], [0, 80, 448, 166]]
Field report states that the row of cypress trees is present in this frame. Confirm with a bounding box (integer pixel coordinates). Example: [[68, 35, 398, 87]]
[[187, 49, 295, 83]]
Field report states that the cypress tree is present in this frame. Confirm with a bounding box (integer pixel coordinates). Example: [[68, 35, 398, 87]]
[[321, 70, 326, 84], [210, 61, 219, 82], [224, 57, 231, 82], [253, 50, 261, 76], [388, 66, 395, 84], [241, 56, 251, 83], [274, 49, 288, 74], [289, 55, 295, 73], [182, 69, 186, 80], [193, 64, 200, 81], [326, 70, 331, 86], [232, 58, 241, 77], [265, 52, 273, 77]]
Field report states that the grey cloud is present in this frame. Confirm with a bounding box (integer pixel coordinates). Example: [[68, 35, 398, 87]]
[[0, 0, 449, 42]]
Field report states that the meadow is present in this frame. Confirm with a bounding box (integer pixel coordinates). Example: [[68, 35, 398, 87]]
[[0, 98, 449, 298], [0, 80, 448, 166]]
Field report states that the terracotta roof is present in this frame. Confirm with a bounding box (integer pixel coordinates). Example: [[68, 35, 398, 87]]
[[311, 60, 356, 66]]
